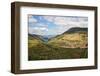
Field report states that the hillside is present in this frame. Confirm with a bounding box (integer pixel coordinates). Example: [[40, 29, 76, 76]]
[[28, 27, 88, 60], [28, 34, 43, 48], [48, 27, 88, 48], [64, 27, 88, 33]]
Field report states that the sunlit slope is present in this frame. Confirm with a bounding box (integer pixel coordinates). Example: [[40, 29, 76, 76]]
[[28, 34, 43, 48], [48, 27, 88, 48], [28, 27, 88, 60]]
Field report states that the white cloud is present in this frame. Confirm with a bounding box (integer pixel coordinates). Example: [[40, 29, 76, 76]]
[[28, 15, 88, 35], [54, 17, 88, 27], [33, 27, 48, 31], [43, 16, 88, 35], [29, 21, 48, 28], [54, 17, 69, 25], [28, 15, 37, 23], [28, 27, 48, 35], [43, 16, 88, 27], [28, 15, 49, 35], [29, 27, 42, 35], [36, 23, 48, 27], [43, 16, 54, 22]]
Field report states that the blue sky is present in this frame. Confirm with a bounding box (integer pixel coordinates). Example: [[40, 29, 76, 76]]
[[28, 15, 88, 35]]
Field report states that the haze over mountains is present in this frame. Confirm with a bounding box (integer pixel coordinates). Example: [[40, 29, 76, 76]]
[[29, 34, 56, 42], [28, 27, 88, 60], [29, 27, 88, 48]]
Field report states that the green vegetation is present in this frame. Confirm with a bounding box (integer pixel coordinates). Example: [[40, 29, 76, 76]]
[[28, 33, 88, 60], [48, 32, 88, 48], [28, 43, 88, 60], [28, 27, 88, 60]]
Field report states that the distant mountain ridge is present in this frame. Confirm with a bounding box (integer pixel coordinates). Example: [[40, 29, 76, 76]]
[[28, 33, 56, 42], [28, 27, 88, 60], [48, 27, 88, 48], [28, 27, 88, 48], [64, 27, 88, 34], [28, 34, 42, 40]]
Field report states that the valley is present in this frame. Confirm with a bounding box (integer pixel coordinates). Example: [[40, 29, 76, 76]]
[[28, 27, 88, 60]]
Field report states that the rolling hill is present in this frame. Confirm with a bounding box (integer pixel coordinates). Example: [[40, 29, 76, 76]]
[[28, 27, 88, 60], [48, 27, 88, 48], [64, 27, 87, 33]]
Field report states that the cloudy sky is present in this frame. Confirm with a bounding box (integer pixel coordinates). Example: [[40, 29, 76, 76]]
[[28, 15, 88, 35]]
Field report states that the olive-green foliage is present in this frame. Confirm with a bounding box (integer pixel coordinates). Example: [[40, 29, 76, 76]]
[[48, 32, 88, 48], [28, 32, 88, 60], [28, 41, 88, 60]]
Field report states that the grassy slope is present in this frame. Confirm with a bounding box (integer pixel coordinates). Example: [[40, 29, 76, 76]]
[[48, 32, 88, 48], [28, 32, 88, 60]]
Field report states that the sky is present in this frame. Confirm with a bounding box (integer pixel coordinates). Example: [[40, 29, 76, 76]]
[[28, 15, 88, 35]]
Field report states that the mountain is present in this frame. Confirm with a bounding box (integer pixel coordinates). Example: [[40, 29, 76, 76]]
[[48, 27, 88, 48], [29, 34, 56, 42], [28, 27, 88, 60], [28, 27, 88, 48], [28, 33, 57, 48], [28, 34, 42, 40], [41, 35, 57, 42], [64, 27, 88, 34], [28, 34, 44, 48]]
